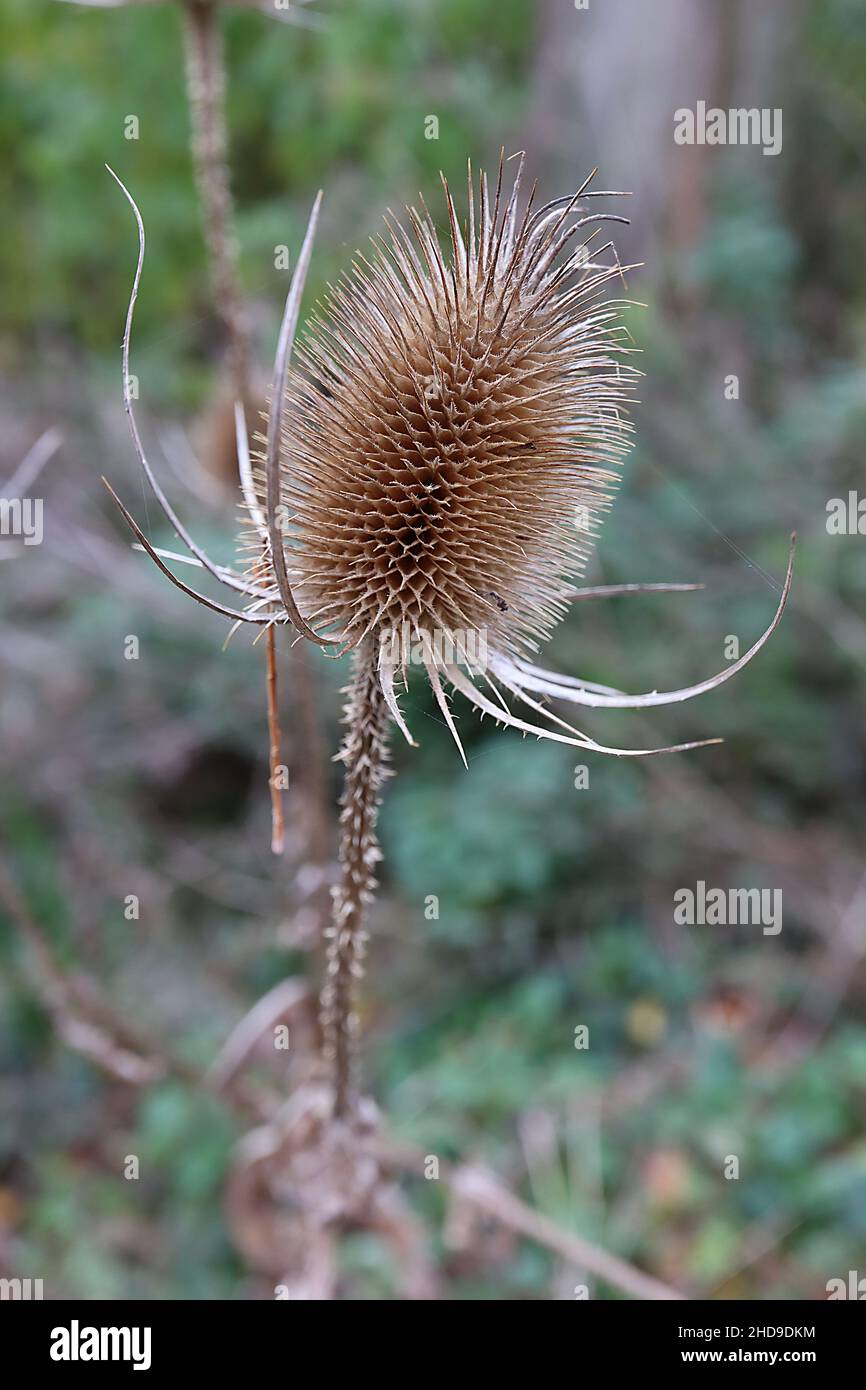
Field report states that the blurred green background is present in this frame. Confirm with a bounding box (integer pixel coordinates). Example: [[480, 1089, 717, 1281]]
[[1, 0, 865, 1299]]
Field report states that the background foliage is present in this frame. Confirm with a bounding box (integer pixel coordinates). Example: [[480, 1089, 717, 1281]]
[[1, 0, 865, 1299]]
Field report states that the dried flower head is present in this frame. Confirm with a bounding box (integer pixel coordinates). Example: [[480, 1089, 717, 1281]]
[[281, 159, 632, 669], [106, 159, 793, 768], [260, 156, 794, 762]]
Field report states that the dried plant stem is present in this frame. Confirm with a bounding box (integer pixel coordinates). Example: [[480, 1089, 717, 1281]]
[[293, 654, 330, 869], [321, 638, 391, 1117], [0, 865, 178, 1090], [265, 624, 285, 855], [375, 1139, 685, 1301], [181, 0, 251, 406]]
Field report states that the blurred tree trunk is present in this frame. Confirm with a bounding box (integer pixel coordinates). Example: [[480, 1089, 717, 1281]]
[[524, 0, 797, 286]]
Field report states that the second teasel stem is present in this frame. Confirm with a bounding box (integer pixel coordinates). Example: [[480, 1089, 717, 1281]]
[[321, 638, 391, 1118], [181, 0, 252, 408]]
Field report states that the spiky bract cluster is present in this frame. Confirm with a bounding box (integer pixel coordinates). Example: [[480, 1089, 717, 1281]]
[[106, 163, 793, 768]]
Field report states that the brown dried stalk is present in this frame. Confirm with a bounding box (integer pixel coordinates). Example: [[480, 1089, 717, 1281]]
[[62, 0, 332, 856], [180, 0, 251, 408], [177, 0, 326, 861], [320, 639, 392, 1116], [63, 0, 323, 402], [264, 627, 285, 853], [0, 865, 173, 1089], [376, 1138, 685, 1300]]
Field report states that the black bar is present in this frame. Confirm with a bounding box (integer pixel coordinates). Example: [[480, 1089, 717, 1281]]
[[0, 1298, 860, 1373]]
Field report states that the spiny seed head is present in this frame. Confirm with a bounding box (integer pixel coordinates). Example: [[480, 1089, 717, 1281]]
[[277, 158, 638, 663], [107, 163, 792, 774]]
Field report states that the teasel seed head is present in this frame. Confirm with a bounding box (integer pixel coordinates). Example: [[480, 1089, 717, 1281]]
[[255, 157, 792, 763], [106, 163, 794, 770], [281, 156, 635, 666]]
